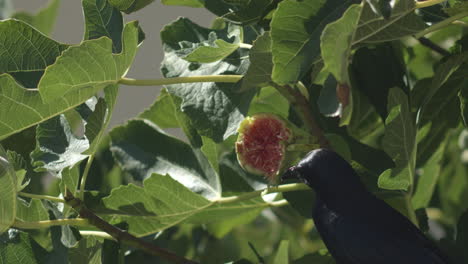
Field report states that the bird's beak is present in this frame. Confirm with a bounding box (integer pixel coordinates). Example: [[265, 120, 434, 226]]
[[281, 166, 298, 182]]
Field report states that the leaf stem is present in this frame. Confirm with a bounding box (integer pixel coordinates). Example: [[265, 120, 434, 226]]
[[269, 199, 289, 207], [271, 83, 330, 148], [239, 43, 253, 49], [414, 11, 468, 38], [13, 218, 90, 229], [119, 75, 243, 86], [79, 230, 116, 241], [415, 0, 447, 9], [79, 155, 95, 200], [216, 183, 310, 204], [64, 191, 198, 264], [17, 192, 66, 203]]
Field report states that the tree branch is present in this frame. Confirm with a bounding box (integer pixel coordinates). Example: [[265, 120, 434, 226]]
[[119, 75, 243, 86], [417, 37, 451, 56], [63, 191, 198, 264]]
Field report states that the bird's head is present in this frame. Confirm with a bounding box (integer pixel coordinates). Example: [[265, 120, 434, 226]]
[[282, 149, 365, 196]]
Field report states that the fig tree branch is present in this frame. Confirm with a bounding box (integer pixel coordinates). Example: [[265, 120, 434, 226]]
[[119, 75, 243, 86], [417, 37, 451, 56], [63, 190, 199, 264], [216, 183, 310, 204]]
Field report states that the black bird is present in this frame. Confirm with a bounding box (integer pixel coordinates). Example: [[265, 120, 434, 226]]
[[282, 149, 451, 264]]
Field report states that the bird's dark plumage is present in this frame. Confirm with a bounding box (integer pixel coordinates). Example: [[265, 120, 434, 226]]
[[283, 149, 451, 264]]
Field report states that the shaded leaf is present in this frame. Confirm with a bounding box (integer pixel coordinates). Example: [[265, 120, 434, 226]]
[[412, 142, 445, 209], [353, 0, 426, 44], [365, 0, 392, 18], [6, 151, 29, 191], [60, 165, 80, 196], [351, 43, 407, 119], [0, 20, 68, 82], [456, 210, 468, 263], [69, 237, 102, 264], [101, 173, 271, 237], [378, 87, 416, 191], [0, 230, 40, 264], [82, 97, 110, 155], [416, 68, 466, 166], [241, 32, 273, 91], [0, 145, 16, 233], [273, 240, 289, 264], [419, 52, 468, 110], [109, 119, 220, 199], [293, 252, 335, 264], [82, 0, 123, 53], [30, 115, 89, 173], [444, 1, 468, 16], [321, 4, 362, 84]]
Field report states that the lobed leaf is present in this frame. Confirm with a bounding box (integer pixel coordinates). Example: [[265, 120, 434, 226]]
[[0, 230, 40, 264], [241, 32, 273, 92], [412, 142, 445, 209], [204, 0, 273, 25], [82, 0, 123, 53], [273, 240, 289, 264], [160, 18, 254, 142], [0, 145, 16, 233], [30, 115, 89, 173], [38, 21, 139, 103], [321, 4, 362, 84], [101, 173, 270, 237], [109, 119, 220, 199], [353, 0, 426, 44], [378, 87, 416, 191], [0, 22, 138, 140], [270, 0, 355, 85]]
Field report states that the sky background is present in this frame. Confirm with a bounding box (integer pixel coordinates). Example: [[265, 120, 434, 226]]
[[13, 0, 215, 130]]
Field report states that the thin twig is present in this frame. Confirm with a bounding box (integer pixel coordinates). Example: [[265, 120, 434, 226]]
[[64, 191, 198, 264], [417, 37, 450, 56]]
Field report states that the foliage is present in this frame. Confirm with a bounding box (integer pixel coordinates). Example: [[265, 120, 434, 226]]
[[1, 0, 468, 263]]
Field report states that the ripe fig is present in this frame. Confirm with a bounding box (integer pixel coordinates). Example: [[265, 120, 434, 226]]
[[235, 113, 292, 184]]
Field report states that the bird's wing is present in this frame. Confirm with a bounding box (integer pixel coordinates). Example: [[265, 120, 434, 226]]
[[314, 198, 451, 264], [334, 218, 449, 264]]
